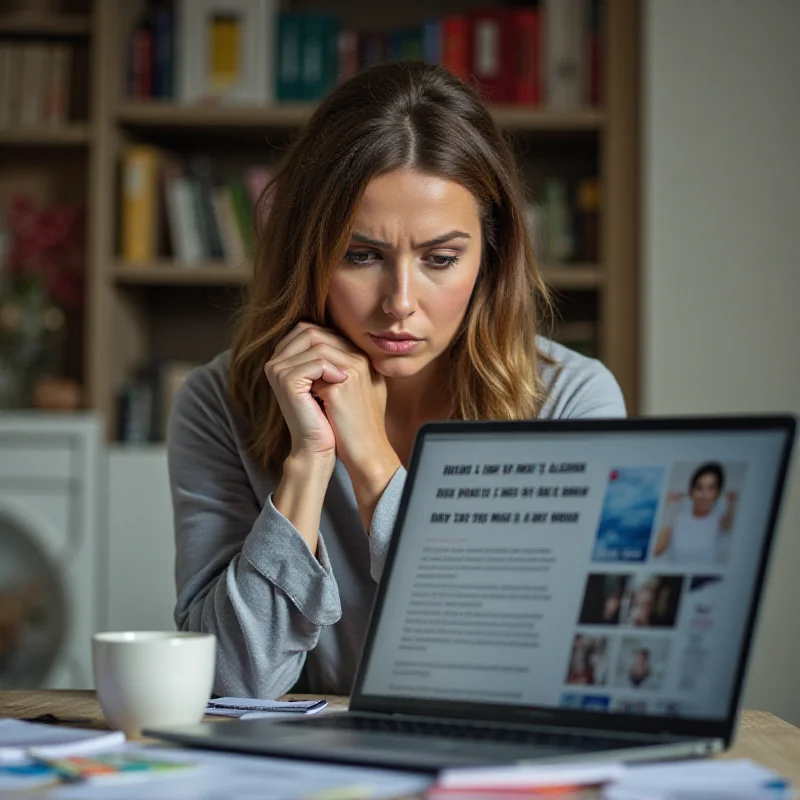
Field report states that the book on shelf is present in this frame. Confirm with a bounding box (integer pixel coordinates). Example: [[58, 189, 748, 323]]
[[544, 0, 586, 109], [119, 145, 273, 266], [117, 359, 198, 443], [124, 1, 604, 110], [526, 176, 601, 267], [120, 145, 161, 263], [0, 41, 73, 127]]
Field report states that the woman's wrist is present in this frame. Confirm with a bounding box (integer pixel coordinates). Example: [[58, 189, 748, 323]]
[[274, 451, 336, 555], [285, 449, 337, 480], [346, 443, 402, 534]]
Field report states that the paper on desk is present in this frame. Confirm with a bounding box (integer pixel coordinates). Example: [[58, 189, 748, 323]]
[[44, 743, 433, 799], [0, 718, 125, 764], [603, 759, 786, 800], [434, 761, 626, 791], [205, 697, 327, 718]]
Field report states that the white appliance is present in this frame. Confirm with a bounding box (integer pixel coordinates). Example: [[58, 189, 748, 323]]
[[107, 444, 175, 633], [0, 413, 102, 689]]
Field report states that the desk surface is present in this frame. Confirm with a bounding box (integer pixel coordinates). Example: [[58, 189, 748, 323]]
[[2, 691, 799, 792]]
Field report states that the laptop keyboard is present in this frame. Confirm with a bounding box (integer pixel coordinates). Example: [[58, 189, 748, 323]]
[[296, 715, 639, 752]]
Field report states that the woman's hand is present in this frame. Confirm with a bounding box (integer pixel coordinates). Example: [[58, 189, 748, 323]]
[[265, 322, 350, 467], [268, 322, 401, 531]]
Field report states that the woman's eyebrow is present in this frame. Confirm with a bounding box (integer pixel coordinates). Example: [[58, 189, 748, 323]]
[[350, 230, 471, 249]]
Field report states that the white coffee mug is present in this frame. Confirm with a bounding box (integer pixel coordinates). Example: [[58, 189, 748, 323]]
[[92, 631, 216, 737]]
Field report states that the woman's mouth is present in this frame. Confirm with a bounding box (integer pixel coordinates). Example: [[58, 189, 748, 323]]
[[369, 333, 422, 354]]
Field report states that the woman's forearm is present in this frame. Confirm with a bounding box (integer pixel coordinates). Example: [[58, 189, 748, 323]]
[[347, 447, 402, 534], [274, 453, 335, 555]]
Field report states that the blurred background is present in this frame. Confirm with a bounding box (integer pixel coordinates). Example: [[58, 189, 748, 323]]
[[0, 0, 797, 724]]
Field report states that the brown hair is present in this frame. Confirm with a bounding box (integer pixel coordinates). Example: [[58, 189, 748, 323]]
[[230, 61, 553, 473]]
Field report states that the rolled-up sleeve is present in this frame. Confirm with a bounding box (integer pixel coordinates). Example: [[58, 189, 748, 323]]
[[368, 466, 406, 582], [168, 369, 342, 699]]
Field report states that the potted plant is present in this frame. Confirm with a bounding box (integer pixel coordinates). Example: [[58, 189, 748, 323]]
[[0, 196, 85, 410]]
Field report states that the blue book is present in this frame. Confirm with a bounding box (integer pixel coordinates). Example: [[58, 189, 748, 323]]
[[300, 14, 338, 101], [152, 4, 174, 99], [277, 13, 302, 102], [422, 20, 442, 64]]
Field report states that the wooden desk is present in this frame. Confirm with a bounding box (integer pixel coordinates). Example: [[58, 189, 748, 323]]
[[2, 691, 799, 793]]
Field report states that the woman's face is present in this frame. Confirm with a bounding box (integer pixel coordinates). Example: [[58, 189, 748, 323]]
[[690, 472, 721, 516], [326, 169, 483, 380]]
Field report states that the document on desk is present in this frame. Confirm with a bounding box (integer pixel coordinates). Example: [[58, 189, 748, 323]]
[[0, 719, 125, 764], [205, 697, 328, 719], [603, 759, 789, 800], [43, 744, 432, 799]]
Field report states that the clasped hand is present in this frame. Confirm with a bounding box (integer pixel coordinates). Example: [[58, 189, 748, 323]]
[[264, 322, 398, 485]]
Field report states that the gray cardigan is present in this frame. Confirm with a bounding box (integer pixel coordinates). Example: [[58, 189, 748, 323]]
[[167, 338, 626, 698]]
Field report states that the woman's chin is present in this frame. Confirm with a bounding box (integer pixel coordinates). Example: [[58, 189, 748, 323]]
[[370, 354, 427, 379]]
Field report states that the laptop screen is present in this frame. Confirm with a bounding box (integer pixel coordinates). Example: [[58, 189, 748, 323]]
[[359, 424, 791, 722]]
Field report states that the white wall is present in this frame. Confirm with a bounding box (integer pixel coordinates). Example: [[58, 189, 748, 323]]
[[643, 0, 800, 724], [106, 446, 176, 633]]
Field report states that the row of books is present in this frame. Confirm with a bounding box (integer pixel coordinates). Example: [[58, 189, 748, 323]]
[[119, 146, 273, 264], [117, 359, 197, 443], [0, 42, 73, 127], [127, 0, 602, 109], [526, 177, 601, 265], [119, 144, 600, 268]]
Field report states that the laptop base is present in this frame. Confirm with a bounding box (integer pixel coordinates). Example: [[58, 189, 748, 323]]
[[146, 714, 722, 772]]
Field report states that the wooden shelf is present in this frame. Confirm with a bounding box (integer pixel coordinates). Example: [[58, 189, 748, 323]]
[[116, 101, 604, 132], [541, 265, 605, 289], [113, 263, 251, 285], [113, 261, 603, 289], [0, 14, 91, 35], [491, 106, 604, 131], [0, 125, 91, 145]]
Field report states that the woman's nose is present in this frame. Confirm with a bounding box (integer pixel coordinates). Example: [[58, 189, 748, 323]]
[[381, 262, 417, 319]]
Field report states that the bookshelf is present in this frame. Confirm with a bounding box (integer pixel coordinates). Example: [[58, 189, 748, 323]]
[[116, 101, 605, 132], [112, 261, 605, 289], [0, 13, 90, 36], [64, 0, 640, 438], [0, 0, 94, 396], [0, 125, 91, 144]]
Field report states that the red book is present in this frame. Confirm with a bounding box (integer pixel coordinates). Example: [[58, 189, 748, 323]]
[[512, 8, 543, 106], [442, 16, 469, 81], [337, 29, 359, 85], [132, 24, 153, 99], [468, 9, 514, 103]]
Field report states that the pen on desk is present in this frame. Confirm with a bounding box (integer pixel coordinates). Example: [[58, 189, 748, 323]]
[[762, 778, 793, 799], [26, 754, 84, 784]]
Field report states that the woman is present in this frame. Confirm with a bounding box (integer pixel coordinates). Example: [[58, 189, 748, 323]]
[[626, 648, 652, 689], [168, 62, 626, 699], [653, 462, 738, 564]]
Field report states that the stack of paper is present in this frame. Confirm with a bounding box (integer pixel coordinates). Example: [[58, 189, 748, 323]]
[[604, 759, 791, 800], [2, 741, 433, 799], [427, 759, 792, 800], [0, 718, 125, 763], [204, 697, 328, 719], [427, 762, 626, 797]]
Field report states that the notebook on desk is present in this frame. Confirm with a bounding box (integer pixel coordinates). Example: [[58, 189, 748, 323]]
[[148, 415, 797, 771]]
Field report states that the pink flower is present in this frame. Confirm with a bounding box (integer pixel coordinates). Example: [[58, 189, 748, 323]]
[[6, 196, 85, 309]]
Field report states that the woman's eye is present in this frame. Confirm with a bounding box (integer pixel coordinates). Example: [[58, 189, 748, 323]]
[[344, 249, 378, 265], [428, 253, 460, 269]]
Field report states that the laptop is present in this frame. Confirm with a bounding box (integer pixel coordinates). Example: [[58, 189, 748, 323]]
[[148, 416, 797, 771]]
